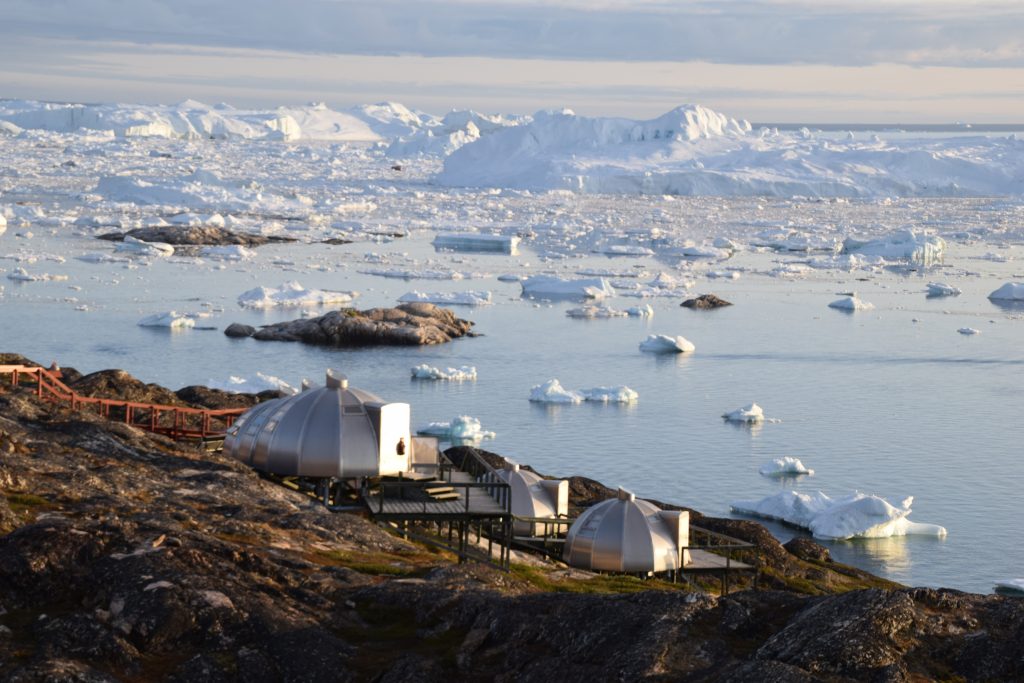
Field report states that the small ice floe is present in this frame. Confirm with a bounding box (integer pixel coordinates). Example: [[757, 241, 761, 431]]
[[988, 282, 1024, 301], [200, 245, 255, 261], [398, 290, 492, 306], [597, 244, 655, 257], [639, 334, 695, 354], [433, 232, 520, 254], [137, 311, 196, 328], [77, 253, 130, 264], [723, 403, 769, 423], [417, 415, 495, 443], [205, 373, 295, 394], [566, 303, 650, 318], [707, 270, 740, 280], [361, 267, 485, 280], [759, 457, 814, 477], [7, 267, 67, 282], [521, 275, 614, 300], [238, 281, 357, 308], [411, 364, 477, 381], [958, 327, 981, 335], [926, 282, 961, 297], [730, 491, 947, 540], [0, 213, 6, 236], [497, 273, 526, 282], [828, 295, 874, 311], [528, 379, 638, 404], [993, 578, 1024, 596], [627, 304, 654, 317], [114, 235, 175, 257]]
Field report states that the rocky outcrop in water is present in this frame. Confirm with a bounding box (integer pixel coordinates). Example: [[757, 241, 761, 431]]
[[231, 302, 475, 346], [681, 293, 733, 309], [98, 226, 295, 247], [1, 362, 1021, 681]]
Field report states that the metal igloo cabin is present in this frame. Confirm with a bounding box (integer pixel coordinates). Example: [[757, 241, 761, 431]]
[[223, 370, 413, 478], [563, 488, 690, 574]]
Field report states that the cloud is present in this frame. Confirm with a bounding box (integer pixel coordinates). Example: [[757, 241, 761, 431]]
[[3, 0, 1024, 68]]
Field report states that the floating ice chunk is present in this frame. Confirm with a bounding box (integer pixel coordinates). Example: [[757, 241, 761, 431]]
[[993, 578, 1024, 596], [723, 403, 766, 423], [842, 230, 945, 264], [707, 270, 740, 279], [759, 457, 814, 477], [626, 304, 654, 317], [77, 253, 130, 264], [417, 415, 495, 443], [598, 244, 655, 257], [398, 290, 492, 306], [521, 275, 614, 300], [828, 295, 874, 311], [497, 273, 526, 282], [411, 364, 478, 381], [137, 311, 195, 328], [7, 267, 67, 282], [926, 282, 961, 297], [579, 386, 639, 403], [730, 490, 947, 540], [0, 213, 6, 236], [529, 379, 583, 404], [237, 281, 357, 308], [639, 334, 695, 354], [361, 267, 484, 280], [433, 232, 520, 254], [205, 373, 295, 394], [958, 327, 981, 335], [566, 304, 628, 319], [988, 282, 1024, 301], [200, 245, 255, 261], [115, 235, 175, 257]]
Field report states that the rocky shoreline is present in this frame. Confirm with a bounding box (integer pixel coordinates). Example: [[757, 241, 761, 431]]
[[0, 357, 1021, 681]]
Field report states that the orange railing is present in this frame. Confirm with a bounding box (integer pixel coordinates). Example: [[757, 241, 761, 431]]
[[0, 364, 247, 440]]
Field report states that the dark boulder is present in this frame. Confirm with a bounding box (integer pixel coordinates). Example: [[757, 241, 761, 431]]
[[682, 293, 733, 309], [223, 323, 256, 338]]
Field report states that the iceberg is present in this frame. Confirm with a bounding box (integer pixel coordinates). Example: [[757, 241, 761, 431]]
[[238, 281, 357, 308], [723, 403, 766, 423], [841, 231, 945, 265], [926, 282, 962, 297], [114, 235, 175, 257], [639, 335, 695, 354], [206, 373, 295, 394], [411, 364, 477, 381], [529, 379, 638, 404], [398, 290, 492, 306], [200, 245, 255, 261], [730, 490, 947, 540], [958, 327, 981, 335], [828, 295, 874, 311], [6, 267, 67, 282], [759, 457, 814, 477], [432, 232, 520, 254], [521, 275, 615, 301], [137, 311, 196, 329], [417, 415, 495, 443], [988, 282, 1024, 301]]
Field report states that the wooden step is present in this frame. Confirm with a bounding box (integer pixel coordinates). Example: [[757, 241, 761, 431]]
[[423, 484, 455, 496], [428, 491, 461, 501]]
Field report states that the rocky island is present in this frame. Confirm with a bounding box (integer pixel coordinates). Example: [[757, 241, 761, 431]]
[[227, 302, 476, 346], [0, 356, 1021, 681]]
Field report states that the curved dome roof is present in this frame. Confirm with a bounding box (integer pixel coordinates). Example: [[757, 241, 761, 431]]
[[495, 461, 567, 535], [563, 488, 689, 573], [224, 370, 407, 478]]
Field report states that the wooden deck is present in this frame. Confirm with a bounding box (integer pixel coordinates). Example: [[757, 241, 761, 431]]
[[686, 549, 753, 572], [363, 471, 508, 520]]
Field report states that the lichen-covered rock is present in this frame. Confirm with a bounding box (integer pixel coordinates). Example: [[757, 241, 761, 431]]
[[784, 537, 832, 563], [246, 303, 474, 346]]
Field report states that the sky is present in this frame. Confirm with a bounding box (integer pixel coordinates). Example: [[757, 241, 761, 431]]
[[1, 0, 1023, 122]]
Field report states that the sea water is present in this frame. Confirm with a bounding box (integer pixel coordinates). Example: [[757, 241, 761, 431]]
[[2, 224, 1022, 595]]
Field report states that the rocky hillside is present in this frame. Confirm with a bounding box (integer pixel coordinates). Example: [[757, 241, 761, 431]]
[[0, 360, 1021, 681]]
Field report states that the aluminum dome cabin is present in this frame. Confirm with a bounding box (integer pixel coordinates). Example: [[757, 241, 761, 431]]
[[563, 488, 690, 574], [224, 370, 413, 480], [493, 461, 567, 536]]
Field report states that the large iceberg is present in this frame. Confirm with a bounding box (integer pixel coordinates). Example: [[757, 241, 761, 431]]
[[730, 490, 947, 540], [432, 232, 520, 254], [521, 275, 615, 300], [841, 231, 945, 265], [417, 415, 495, 443], [988, 282, 1024, 301]]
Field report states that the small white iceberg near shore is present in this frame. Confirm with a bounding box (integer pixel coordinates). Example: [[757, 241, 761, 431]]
[[200, 245, 255, 261], [828, 295, 874, 311], [639, 334, 695, 354], [529, 379, 638, 404], [730, 490, 947, 540], [206, 373, 295, 394], [759, 457, 814, 477], [993, 578, 1024, 596], [7, 267, 68, 282], [958, 327, 981, 336], [988, 282, 1024, 301], [115, 235, 175, 257], [566, 303, 653, 318], [417, 415, 495, 442], [521, 275, 615, 300], [137, 311, 196, 328], [723, 403, 768, 423], [926, 282, 961, 297], [238, 281, 357, 308], [398, 290, 492, 306], [411, 364, 477, 381]]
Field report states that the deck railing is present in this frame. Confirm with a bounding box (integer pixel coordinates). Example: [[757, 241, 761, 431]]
[[0, 364, 247, 439]]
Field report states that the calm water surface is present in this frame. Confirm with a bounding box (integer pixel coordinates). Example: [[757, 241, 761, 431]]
[[3, 231, 1022, 593]]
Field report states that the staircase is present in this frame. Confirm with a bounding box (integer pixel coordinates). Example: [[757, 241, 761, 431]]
[[380, 472, 460, 501]]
